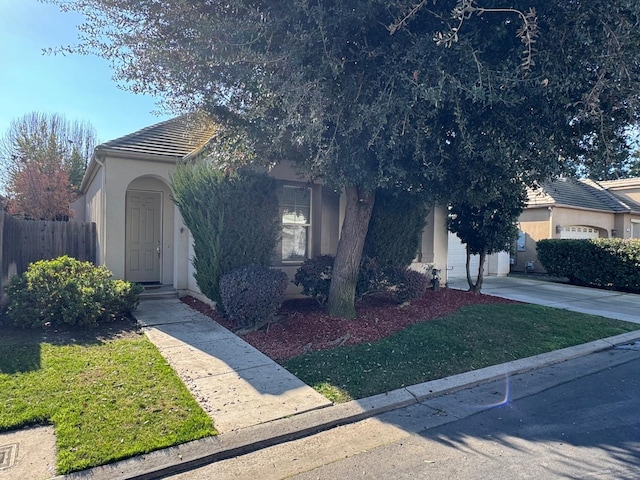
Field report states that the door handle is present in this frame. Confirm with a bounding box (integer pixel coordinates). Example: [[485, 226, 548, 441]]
[[156, 246, 161, 259]]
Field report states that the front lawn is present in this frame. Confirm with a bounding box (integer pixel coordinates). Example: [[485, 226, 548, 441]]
[[0, 319, 215, 475], [283, 303, 639, 402]]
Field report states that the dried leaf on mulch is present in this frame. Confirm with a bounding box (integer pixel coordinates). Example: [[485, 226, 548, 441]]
[[181, 289, 517, 362]]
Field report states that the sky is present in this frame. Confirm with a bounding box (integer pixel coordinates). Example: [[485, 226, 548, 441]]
[[0, 1, 172, 145]]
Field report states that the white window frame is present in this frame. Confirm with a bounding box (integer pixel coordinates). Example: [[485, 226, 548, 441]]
[[280, 184, 312, 263]]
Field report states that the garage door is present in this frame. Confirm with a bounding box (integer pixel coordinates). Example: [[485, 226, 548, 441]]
[[558, 226, 599, 239], [447, 232, 481, 280], [447, 232, 512, 280]]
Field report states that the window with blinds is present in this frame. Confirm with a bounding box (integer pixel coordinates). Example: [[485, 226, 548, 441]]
[[281, 185, 311, 262]]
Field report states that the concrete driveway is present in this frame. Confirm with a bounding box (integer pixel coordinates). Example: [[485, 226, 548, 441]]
[[447, 275, 640, 324]]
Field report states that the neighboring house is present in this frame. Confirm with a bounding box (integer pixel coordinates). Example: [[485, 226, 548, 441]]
[[512, 177, 640, 273], [72, 114, 449, 300]]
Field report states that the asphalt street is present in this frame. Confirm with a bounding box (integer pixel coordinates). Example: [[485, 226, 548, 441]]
[[167, 345, 640, 480]]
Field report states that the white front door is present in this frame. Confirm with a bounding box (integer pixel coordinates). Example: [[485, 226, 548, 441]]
[[126, 190, 162, 283]]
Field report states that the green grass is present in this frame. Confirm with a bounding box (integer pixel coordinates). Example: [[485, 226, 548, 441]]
[[0, 331, 216, 474], [283, 304, 639, 403]]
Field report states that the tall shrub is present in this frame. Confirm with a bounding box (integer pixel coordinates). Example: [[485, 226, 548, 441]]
[[537, 238, 640, 291], [362, 189, 429, 270], [172, 164, 280, 303]]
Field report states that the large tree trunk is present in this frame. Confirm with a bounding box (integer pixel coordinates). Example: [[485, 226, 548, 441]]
[[327, 186, 375, 319]]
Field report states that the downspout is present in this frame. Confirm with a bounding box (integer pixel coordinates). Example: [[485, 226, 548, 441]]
[[96, 155, 107, 266]]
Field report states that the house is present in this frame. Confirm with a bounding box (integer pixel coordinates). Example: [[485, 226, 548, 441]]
[[72, 114, 450, 301], [512, 177, 640, 273]]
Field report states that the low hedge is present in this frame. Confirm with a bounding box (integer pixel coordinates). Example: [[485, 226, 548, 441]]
[[5, 256, 143, 328], [537, 238, 640, 292]]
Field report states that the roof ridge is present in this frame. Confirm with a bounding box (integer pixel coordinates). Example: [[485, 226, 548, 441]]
[[599, 177, 640, 188], [578, 178, 632, 212], [97, 115, 190, 149], [95, 112, 216, 159], [592, 178, 640, 213]]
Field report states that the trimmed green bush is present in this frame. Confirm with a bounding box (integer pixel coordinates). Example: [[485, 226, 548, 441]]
[[537, 238, 640, 292], [363, 189, 429, 270], [172, 164, 280, 303], [355, 255, 385, 298], [219, 265, 289, 331], [5, 256, 143, 328]]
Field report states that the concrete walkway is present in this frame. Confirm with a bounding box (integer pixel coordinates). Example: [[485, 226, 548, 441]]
[[447, 275, 640, 324], [134, 298, 332, 433]]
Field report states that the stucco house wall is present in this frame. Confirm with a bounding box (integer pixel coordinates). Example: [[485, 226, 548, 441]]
[[78, 152, 177, 284]]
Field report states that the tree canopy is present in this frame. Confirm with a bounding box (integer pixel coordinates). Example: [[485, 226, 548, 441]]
[[0, 112, 98, 219], [48, 0, 640, 315]]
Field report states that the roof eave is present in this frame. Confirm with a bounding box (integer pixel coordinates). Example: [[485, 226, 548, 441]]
[[94, 145, 186, 163]]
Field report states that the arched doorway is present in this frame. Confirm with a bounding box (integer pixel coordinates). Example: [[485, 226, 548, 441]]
[[125, 176, 173, 284]]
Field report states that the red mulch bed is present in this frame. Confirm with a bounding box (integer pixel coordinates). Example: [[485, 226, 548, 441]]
[[181, 289, 517, 362]]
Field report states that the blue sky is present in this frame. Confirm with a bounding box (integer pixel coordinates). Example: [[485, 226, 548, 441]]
[[0, 1, 172, 144]]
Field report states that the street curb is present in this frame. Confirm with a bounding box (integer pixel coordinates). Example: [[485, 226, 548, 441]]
[[53, 330, 640, 480]]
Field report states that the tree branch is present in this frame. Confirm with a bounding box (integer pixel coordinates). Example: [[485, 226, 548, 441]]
[[390, 1, 538, 74]]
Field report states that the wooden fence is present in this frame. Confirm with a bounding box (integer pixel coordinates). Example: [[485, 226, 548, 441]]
[[0, 210, 96, 308]]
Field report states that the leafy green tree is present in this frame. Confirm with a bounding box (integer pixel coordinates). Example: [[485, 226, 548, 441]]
[[49, 0, 640, 317], [448, 181, 526, 293], [629, 149, 640, 178]]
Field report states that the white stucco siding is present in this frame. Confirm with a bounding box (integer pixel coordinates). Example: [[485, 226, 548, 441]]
[[81, 167, 105, 265], [102, 155, 178, 282], [414, 206, 449, 282]]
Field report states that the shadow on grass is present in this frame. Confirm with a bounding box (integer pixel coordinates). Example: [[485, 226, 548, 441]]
[[0, 315, 141, 374], [0, 343, 41, 374]]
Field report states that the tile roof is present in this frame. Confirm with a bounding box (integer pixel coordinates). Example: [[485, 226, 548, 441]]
[[527, 177, 640, 213], [96, 113, 216, 159], [598, 177, 640, 189]]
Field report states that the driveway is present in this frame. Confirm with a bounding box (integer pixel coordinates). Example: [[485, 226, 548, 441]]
[[447, 274, 640, 324]]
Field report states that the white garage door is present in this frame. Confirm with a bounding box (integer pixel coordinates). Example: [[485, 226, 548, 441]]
[[447, 232, 481, 280], [447, 232, 512, 281], [559, 226, 599, 239]]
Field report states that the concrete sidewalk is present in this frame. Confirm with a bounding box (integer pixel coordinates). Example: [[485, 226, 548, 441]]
[[447, 274, 640, 324], [134, 298, 332, 433]]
